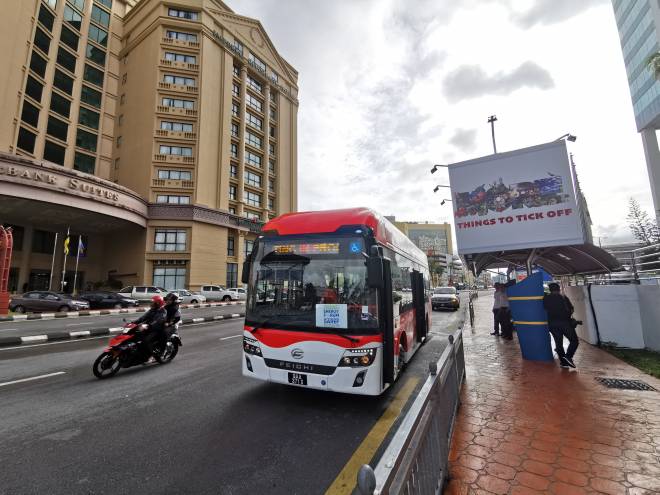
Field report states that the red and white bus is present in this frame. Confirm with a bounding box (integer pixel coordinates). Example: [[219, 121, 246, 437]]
[[241, 208, 432, 395]]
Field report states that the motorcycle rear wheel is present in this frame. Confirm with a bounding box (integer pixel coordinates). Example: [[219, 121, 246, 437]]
[[155, 341, 179, 364], [93, 352, 121, 379]]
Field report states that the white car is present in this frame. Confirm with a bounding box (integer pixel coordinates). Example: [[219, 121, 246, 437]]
[[197, 285, 234, 302], [171, 289, 207, 304], [227, 287, 247, 301], [431, 287, 460, 311], [118, 286, 166, 302]]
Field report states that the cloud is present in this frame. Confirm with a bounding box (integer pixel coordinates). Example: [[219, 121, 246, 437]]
[[449, 128, 478, 152], [442, 61, 554, 101], [510, 0, 606, 29]]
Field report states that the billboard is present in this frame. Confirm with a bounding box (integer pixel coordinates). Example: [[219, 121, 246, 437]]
[[406, 228, 448, 258], [448, 141, 585, 255]]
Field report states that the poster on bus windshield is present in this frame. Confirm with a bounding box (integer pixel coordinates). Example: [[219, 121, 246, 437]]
[[447, 141, 585, 255]]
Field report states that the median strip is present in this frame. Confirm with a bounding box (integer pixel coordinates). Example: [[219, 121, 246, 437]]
[[0, 313, 245, 348]]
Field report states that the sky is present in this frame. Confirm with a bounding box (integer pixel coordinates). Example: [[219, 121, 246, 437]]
[[232, 0, 654, 247]]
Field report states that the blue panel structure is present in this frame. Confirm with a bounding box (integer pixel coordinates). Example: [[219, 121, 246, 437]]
[[507, 272, 554, 361]]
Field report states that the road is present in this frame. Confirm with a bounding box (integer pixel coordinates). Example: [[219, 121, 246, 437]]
[[0, 304, 465, 495], [0, 303, 245, 340]]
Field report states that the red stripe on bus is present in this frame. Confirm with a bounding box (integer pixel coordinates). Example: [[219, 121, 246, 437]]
[[244, 327, 383, 348]]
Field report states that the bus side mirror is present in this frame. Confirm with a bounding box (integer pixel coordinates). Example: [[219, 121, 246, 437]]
[[241, 258, 251, 284], [367, 257, 383, 288]]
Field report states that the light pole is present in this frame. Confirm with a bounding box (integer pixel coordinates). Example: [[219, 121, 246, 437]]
[[430, 164, 449, 174], [487, 115, 498, 153], [433, 185, 450, 193], [440, 199, 452, 205], [555, 133, 577, 142]]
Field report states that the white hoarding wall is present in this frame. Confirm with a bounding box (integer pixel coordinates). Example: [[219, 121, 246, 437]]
[[448, 141, 585, 255]]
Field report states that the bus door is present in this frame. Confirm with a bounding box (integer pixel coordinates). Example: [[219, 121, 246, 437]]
[[412, 270, 427, 343], [367, 247, 394, 385]]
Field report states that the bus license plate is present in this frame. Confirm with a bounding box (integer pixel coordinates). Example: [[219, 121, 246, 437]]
[[288, 372, 307, 385]]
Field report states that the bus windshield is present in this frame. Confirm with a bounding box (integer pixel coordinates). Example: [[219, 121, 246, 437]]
[[246, 236, 379, 333]]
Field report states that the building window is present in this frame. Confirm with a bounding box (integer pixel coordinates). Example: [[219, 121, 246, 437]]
[[232, 83, 240, 97], [243, 190, 261, 207], [63, 5, 83, 31], [244, 210, 261, 220], [229, 206, 236, 214], [245, 170, 261, 187], [270, 91, 277, 103], [50, 92, 71, 118], [156, 195, 190, 204], [231, 123, 239, 137], [25, 76, 44, 103], [30, 51, 48, 78], [81, 85, 102, 108], [21, 101, 40, 128], [268, 159, 275, 174], [45, 0, 58, 9], [160, 121, 193, 132], [116, 135, 122, 147], [91, 5, 111, 27], [268, 181, 274, 193], [226, 263, 238, 288], [244, 239, 254, 258], [165, 52, 196, 63], [74, 152, 95, 173], [233, 40, 243, 56], [161, 97, 194, 109], [79, 107, 100, 129], [154, 229, 187, 251], [269, 71, 278, 83], [246, 112, 262, 130], [166, 30, 197, 42], [269, 143, 275, 156], [230, 143, 238, 158], [86, 43, 106, 66], [245, 151, 261, 167], [246, 131, 262, 149], [34, 27, 51, 55], [47, 115, 68, 141], [248, 52, 266, 73], [17, 128, 37, 153], [118, 114, 123, 126], [43, 140, 65, 165], [232, 102, 239, 118], [158, 169, 192, 180], [54, 69, 74, 95], [159, 145, 192, 156], [268, 197, 274, 210], [168, 8, 198, 20], [98, 0, 112, 8], [38, 5, 55, 31], [88, 25, 108, 46], [246, 93, 262, 112], [270, 107, 276, 120], [60, 26, 79, 51], [230, 163, 237, 178], [227, 236, 235, 256], [84, 64, 105, 87], [32, 229, 56, 254], [76, 128, 98, 152], [229, 184, 236, 200], [233, 65, 240, 77], [153, 267, 186, 290], [56, 47, 77, 73], [247, 76, 262, 93], [69, 0, 84, 12], [163, 74, 195, 86]]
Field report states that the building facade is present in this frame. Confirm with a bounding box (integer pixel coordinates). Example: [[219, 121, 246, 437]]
[[0, 0, 298, 292], [612, 0, 660, 224]]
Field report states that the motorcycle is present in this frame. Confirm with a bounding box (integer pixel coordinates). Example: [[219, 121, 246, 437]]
[[92, 321, 182, 379]]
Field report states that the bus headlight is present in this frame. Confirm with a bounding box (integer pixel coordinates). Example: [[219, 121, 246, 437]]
[[243, 336, 262, 356], [338, 348, 377, 367]]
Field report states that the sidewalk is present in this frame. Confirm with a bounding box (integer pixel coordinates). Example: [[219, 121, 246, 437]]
[[447, 292, 660, 495]]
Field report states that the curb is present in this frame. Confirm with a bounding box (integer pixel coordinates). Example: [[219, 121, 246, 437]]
[[0, 301, 244, 322], [0, 313, 245, 348]]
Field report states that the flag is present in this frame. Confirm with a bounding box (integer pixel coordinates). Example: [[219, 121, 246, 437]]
[[63, 235, 70, 256], [77, 237, 86, 257]]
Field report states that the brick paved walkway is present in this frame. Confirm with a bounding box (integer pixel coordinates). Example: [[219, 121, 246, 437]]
[[447, 292, 660, 495]]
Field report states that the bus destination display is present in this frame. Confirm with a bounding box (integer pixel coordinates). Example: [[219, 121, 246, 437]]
[[274, 242, 340, 255]]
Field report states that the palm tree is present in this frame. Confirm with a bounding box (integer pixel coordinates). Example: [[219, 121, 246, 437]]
[[646, 51, 660, 80]]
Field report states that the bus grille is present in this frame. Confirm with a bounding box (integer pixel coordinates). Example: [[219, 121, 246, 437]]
[[264, 359, 336, 376]]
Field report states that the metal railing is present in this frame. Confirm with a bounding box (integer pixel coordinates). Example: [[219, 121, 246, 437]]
[[583, 242, 660, 285], [357, 327, 466, 495]]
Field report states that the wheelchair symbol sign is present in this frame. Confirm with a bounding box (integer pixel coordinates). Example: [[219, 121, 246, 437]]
[[350, 242, 361, 253]]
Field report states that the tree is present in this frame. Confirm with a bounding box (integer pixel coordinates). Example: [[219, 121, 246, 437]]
[[428, 259, 445, 287], [646, 51, 660, 80], [627, 198, 659, 245]]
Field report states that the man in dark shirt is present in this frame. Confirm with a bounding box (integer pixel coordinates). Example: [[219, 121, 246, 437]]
[[543, 283, 578, 369]]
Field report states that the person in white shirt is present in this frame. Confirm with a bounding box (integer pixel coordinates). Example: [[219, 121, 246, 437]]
[[492, 281, 514, 339]]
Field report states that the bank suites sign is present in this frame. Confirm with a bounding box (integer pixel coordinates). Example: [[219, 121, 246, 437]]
[[447, 141, 586, 255]]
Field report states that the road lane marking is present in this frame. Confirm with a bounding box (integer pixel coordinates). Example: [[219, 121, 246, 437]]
[[324, 377, 420, 495], [0, 371, 66, 388], [69, 330, 91, 337], [66, 322, 90, 327], [21, 335, 48, 343], [192, 317, 204, 323], [0, 328, 18, 332], [219, 334, 242, 341]]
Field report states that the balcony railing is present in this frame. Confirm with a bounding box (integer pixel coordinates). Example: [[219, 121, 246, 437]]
[[156, 106, 198, 117], [155, 129, 197, 140], [159, 59, 199, 72], [158, 82, 198, 94], [152, 178, 195, 188], [154, 154, 195, 164], [162, 37, 200, 49]]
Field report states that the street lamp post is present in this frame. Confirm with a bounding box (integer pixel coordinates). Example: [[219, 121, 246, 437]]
[[440, 199, 452, 205], [555, 133, 577, 142], [433, 185, 450, 193], [430, 164, 449, 174], [487, 115, 498, 153]]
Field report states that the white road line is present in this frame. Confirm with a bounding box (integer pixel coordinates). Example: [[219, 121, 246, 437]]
[[0, 328, 18, 332], [20, 335, 48, 343], [231, 314, 242, 318], [41, 313, 56, 319], [0, 335, 107, 351], [66, 322, 89, 327], [192, 317, 204, 323], [69, 330, 91, 337], [0, 371, 66, 388], [219, 334, 242, 341], [109, 327, 123, 333]]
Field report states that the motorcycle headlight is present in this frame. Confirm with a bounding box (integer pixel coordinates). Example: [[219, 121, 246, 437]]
[[337, 348, 377, 367], [243, 336, 262, 356]]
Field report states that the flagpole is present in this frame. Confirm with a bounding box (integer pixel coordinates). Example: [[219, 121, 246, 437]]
[[61, 227, 69, 292], [48, 233, 58, 291], [72, 235, 82, 295]]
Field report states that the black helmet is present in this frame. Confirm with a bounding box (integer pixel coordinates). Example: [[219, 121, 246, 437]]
[[165, 292, 181, 303]]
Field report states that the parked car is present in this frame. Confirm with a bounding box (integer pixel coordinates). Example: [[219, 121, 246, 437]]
[[431, 287, 460, 311], [79, 291, 140, 309], [171, 289, 206, 304], [10, 291, 90, 313], [227, 287, 247, 301], [196, 285, 234, 301], [118, 286, 166, 301]]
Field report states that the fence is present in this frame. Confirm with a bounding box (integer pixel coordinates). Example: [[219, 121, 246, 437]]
[[356, 326, 466, 495], [586, 242, 660, 285]]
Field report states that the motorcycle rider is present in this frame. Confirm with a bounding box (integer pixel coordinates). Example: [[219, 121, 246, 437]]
[[161, 292, 182, 351], [132, 295, 167, 359]]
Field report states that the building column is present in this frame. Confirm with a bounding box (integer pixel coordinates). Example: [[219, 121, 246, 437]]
[[641, 128, 660, 226], [237, 66, 248, 216], [237, 231, 245, 285], [263, 83, 271, 221], [16, 226, 34, 292]]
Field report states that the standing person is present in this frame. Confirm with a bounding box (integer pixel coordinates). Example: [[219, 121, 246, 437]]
[[492, 281, 515, 339], [491, 283, 503, 336], [543, 283, 578, 368]]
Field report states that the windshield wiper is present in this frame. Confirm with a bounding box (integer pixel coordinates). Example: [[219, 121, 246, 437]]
[[328, 332, 360, 344]]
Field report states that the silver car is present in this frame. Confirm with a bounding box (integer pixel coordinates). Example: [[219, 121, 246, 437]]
[[171, 289, 207, 304], [226, 287, 247, 301]]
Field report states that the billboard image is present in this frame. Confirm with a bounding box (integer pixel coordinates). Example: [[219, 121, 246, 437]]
[[407, 229, 448, 258], [448, 141, 585, 255]]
